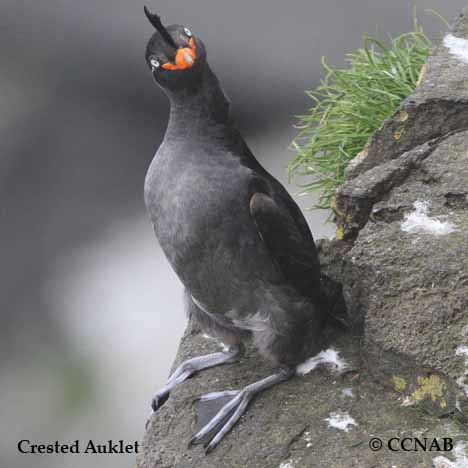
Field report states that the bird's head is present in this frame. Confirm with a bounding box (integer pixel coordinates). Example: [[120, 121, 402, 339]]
[[144, 7, 207, 92]]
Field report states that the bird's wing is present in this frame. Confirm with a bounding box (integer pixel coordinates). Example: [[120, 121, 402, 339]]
[[249, 190, 322, 301]]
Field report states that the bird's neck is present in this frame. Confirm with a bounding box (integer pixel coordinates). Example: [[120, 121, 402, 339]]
[[165, 64, 232, 139]]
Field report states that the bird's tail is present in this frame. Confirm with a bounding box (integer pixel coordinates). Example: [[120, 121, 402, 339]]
[[318, 275, 349, 330]]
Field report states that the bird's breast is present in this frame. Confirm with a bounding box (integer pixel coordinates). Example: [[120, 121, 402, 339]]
[[144, 147, 273, 305]]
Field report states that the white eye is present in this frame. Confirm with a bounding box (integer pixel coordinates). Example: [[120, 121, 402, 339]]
[[183, 27, 192, 37], [150, 58, 160, 69]]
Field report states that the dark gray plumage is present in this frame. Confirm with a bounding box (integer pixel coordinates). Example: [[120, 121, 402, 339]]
[[143, 9, 327, 452]]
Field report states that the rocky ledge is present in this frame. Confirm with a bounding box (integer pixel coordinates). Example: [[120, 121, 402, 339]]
[[138, 8, 468, 468]]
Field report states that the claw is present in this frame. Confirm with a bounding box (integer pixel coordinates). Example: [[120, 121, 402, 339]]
[[151, 399, 158, 412], [204, 443, 215, 455], [151, 392, 170, 411], [190, 429, 210, 446], [188, 435, 199, 446]]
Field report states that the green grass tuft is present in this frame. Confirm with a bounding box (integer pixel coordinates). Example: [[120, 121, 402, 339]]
[[289, 23, 433, 210]]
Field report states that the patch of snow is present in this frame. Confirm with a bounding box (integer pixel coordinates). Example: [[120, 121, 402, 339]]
[[443, 34, 468, 64], [304, 431, 312, 448], [296, 348, 349, 375], [433, 457, 454, 468], [325, 410, 358, 432], [279, 461, 295, 468], [456, 378, 468, 398], [400, 396, 415, 407], [433, 441, 468, 468], [401, 200, 456, 236], [456, 346, 468, 397], [342, 387, 354, 398]]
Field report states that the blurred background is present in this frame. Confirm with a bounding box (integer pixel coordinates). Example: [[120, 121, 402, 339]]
[[0, 0, 464, 467]]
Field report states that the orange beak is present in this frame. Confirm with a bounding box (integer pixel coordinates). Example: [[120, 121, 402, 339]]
[[162, 37, 197, 70]]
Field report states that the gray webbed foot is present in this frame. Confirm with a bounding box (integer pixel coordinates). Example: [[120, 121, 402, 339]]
[[151, 344, 243, 411], [192, 390, 241, 439], [190, 368, 294, 453]]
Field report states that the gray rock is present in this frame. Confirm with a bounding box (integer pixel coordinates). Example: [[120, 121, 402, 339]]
[[343, 130, 468, 416], [335, 138, 441, 240], [137, 323, 464, 468], [138, 8, 468, 467], [332, 10, 468, 418]]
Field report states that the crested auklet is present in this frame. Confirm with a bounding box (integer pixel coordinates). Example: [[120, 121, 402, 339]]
[[143, 7, 328, 453]]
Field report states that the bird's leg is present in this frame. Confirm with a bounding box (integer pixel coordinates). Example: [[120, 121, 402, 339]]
[[151, 343, 244, 411], [190, 367, 295, 453]]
